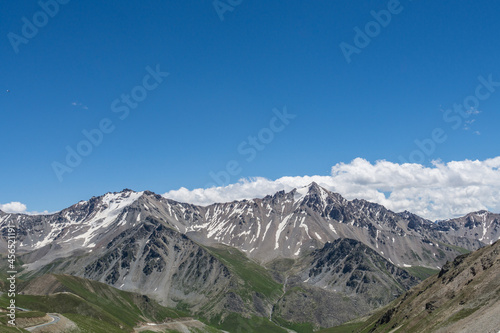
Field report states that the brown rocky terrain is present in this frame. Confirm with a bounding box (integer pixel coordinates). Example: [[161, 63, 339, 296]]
[[352, 239, 500, 332]]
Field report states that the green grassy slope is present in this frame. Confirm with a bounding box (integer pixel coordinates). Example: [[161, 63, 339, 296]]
[[205, 245, 283, 300], [0, 274, 189, 333], [403, 266, 439, 280], [203, 245, 288, 332]]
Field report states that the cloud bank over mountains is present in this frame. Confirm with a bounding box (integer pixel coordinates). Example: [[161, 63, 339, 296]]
[[2, 157, 498, 221], [163, 157, 500, 221]]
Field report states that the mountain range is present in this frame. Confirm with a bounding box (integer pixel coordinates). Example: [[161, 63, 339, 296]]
[[1, 183, 499, 331]]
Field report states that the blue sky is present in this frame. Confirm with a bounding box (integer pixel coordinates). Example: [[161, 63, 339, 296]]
[[1, 1, 500, 213]]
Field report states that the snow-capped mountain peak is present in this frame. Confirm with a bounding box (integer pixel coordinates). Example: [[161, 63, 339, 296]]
[[2, 186, 499, 270]]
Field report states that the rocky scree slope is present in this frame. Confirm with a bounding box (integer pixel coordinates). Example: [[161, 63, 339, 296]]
[[353, 239, 500, 333]]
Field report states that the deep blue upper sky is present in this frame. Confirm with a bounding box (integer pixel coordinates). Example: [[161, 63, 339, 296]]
[[1, 1, 500, 212]]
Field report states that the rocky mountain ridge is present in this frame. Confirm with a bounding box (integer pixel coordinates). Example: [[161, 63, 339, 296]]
[[2, 184, 497, 268]]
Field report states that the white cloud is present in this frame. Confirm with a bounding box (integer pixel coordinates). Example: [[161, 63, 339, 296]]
[[0, 202, 51, 215], [163, 157, 500, 221], [0, 202, 27, 213]]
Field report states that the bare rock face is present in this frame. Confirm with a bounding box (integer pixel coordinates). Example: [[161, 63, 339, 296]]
[[434, 210, 500, 245], [21, 216, 273, 319], [270, 238, 420, 329], [79, 217, 233, 311], [302, 239, 419, 303]]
